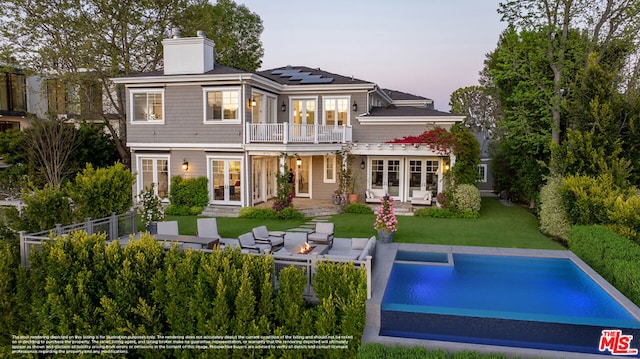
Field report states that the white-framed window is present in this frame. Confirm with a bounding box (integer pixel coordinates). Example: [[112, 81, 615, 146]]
[[324, 155, 336, 183], [130, 89, 164, 123], [478, 164, 488, 183], [291, 97, 317, 125], [203, 87, 240, 123], [323, 97, 349, 126], [137, 155, 170, 200]]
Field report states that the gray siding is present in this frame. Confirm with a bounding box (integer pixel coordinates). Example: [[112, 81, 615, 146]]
[[352, 122, 453, 144], [127, 84, 244, 144]]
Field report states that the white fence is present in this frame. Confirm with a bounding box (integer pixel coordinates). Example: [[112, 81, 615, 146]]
[[247, 123, 352, 144], [19, 211, 138, 267]]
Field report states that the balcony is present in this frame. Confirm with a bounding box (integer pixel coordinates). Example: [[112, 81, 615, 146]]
[[247, 123, 352, 144]]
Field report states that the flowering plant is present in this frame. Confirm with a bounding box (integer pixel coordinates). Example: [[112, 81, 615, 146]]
[[374, 195, 398, 233], [138, 184, 164, 227], [332, 189, 345, 204]]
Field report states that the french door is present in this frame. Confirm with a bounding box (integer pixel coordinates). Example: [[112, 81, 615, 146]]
[[408, 159, 438, 198], [370, 158, 402, 198], [210, 158, 242, 205], [138, 156, 169, 200], [250, 157, 278, 204]]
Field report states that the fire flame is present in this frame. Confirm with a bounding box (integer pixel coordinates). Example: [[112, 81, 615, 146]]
[[298, 242, 312, 254]]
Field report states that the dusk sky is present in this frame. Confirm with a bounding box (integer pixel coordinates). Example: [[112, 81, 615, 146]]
[[240, 0, 506, 112]]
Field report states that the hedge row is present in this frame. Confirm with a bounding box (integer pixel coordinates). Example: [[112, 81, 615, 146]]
[[569, 225, 640, 306], [0, 232, 366, 358], [165, 176, 209, 215]]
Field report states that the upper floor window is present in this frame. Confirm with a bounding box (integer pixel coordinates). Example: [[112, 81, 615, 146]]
[[204, 88, 240, 123], [47, 78, 103, 118], [292, 98, 316, 125], [131, 89, 164, 123], [0, 73, 26, 113], [323, 97, 349, 126]]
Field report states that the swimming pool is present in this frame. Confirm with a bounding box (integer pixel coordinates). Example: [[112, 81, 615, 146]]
[[380, 251, 640, 356]]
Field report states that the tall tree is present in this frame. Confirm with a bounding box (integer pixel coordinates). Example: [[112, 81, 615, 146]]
[[24, 118, 77, 187], [0, 0, 264, 165], [449, 85, 500, 138], [179, 0, 264, 72], [498, 0, 640, 144]]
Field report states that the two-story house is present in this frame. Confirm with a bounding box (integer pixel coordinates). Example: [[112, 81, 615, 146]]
[[112, 31, 463, 207]]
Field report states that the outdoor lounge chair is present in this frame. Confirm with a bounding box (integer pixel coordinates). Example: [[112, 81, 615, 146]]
[[252, 226, 284, 249], [411, 190, 432, 206], [307, 222, 334, 248], [197, 218, 222, 241], [365, 189, 386, 203], [238, 232, 271, 254], [156, 220, 179, 235]]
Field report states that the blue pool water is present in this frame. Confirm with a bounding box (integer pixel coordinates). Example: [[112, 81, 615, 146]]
[[380, 252, 640, 355], [383, 253, 640, 328]]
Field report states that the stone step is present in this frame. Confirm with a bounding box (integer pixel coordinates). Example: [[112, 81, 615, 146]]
[[200, 206, 242, 218]]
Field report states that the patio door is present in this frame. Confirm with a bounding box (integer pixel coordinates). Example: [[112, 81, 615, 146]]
[[370, 158, 402, 198], [210, 158, 242, 205], [293, 156, 311, 198], [408, 159, 438, 198]]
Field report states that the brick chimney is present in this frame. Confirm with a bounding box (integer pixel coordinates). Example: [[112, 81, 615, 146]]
[[162, 29, 215, 75]]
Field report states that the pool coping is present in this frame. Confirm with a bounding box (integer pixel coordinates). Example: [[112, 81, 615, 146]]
[[363, 243, 640, 359]]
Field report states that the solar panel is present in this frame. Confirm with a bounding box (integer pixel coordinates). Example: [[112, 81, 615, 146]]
[[270, 69, 334, 84]]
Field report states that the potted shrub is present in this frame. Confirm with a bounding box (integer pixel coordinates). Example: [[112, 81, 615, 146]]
[[374, 195, 398, 243], [138, 184, 164, 234]]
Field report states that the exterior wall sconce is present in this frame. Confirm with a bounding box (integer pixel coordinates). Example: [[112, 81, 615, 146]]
[[250, 98, 257, 107], [182, 159, 189, 171], [296, 156, 302, 167], [360, 160, 365, 169], [281, 101, 286, 112], [444, 164, 450, 171], [352, 101, 357, 112]]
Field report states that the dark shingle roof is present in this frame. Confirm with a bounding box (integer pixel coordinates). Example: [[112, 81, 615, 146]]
[[364, 106, 454, 117], [257, 66, 371, 85], [382, 89, 432, 101], [120, 63, 247, 78]]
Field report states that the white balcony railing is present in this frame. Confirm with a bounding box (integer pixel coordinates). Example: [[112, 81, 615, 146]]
[[247, 123, 352, 144]]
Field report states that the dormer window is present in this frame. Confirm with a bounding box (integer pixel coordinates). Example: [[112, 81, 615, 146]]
[[131, 89, 164, 123]]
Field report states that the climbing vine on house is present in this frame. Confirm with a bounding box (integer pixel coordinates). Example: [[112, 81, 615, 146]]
[[389, 125, 480, 186], [389, 127, 457, 153]]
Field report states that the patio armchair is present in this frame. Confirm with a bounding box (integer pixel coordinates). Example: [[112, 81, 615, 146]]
[[238, 232, 271, 254], [197, 218, 222, 241], [156, 220, 179, 235], [307, 222, 334, 248], [252, 226, 284, 249]]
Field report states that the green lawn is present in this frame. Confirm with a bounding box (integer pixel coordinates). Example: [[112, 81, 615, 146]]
[[160, 216, 308, 238], [163, 197, 563, 250], [333, 197, 564, 249]]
